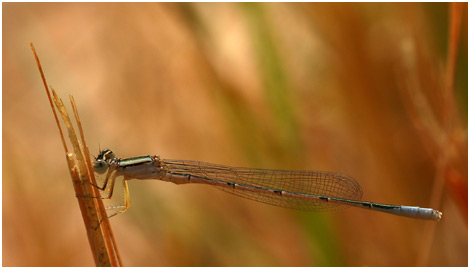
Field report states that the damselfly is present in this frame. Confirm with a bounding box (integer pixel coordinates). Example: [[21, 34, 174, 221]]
[[91, 149, 442, 221]]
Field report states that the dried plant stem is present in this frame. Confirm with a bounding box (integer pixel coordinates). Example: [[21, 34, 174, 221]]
[[31, 43, 122, 266]]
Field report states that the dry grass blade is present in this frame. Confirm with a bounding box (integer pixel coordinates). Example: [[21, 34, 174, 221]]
[[30, 43, 122, 266], [70, 95, 122, 265]]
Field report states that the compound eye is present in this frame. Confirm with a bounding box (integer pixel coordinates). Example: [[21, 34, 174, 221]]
[[93, 160, 108, 174]]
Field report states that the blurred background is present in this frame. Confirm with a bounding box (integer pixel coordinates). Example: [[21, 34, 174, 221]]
[[3, 2, 467, 266]]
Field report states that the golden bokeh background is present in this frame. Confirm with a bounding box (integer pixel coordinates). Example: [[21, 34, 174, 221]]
[[3, 2, 467, 266]]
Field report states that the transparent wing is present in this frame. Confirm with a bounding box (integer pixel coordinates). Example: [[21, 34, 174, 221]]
[[164, 159, 363, 211]]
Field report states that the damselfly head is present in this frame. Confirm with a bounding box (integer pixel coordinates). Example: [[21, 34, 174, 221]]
[[96, 149, 115, 161], [93, 149, 115, 174]]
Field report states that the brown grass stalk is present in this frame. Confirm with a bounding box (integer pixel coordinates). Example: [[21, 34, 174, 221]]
[[30, 43, 122, 266]]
